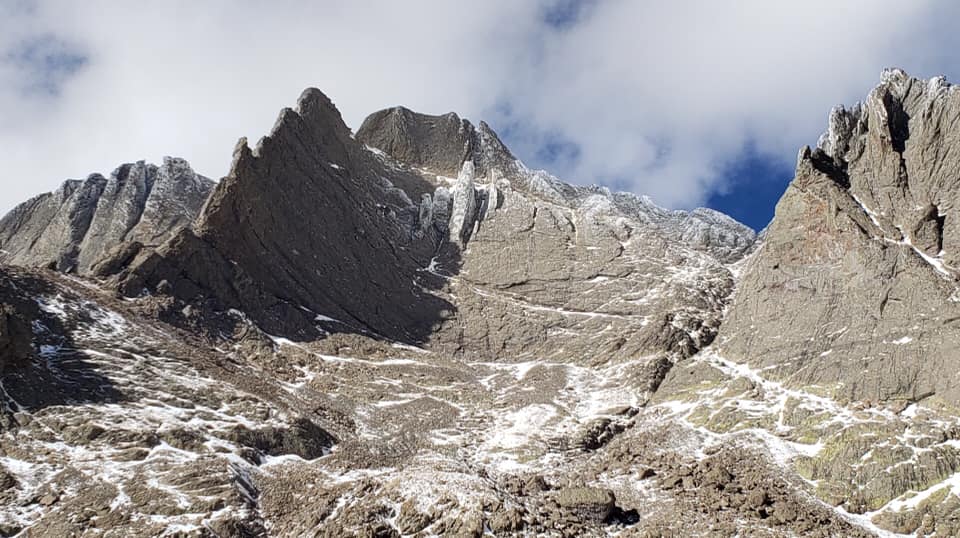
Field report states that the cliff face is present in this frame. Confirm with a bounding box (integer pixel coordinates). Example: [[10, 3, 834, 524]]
[[720, 69, 960, 405], [607, 71, 960, 533], [356, 106, 519, 181], [113, 90, 454, 343], [358, 101, 755, 362], [0, 157, 213, 274], [107, 89, 754, 363], [0, 269, 35, 373]]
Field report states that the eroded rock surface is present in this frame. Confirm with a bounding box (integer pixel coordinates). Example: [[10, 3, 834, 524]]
[[101, 88, 754, 368], [721, 68, 960, 405], [0, 265, 337, 536], [649, 70, 960, 536], [0, 158, 213, 274], [356, 101, 753, 362], [114, 89, 452, 344]]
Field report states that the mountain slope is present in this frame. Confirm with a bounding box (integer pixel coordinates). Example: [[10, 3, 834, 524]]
[[651, 69, 960, 537], [0, 264, 344, 536], [112, 90, 452, 344]]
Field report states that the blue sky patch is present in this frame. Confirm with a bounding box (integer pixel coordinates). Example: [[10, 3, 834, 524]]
[[534, 132, 581, 171], [541, 0, 596, 30], [5, 34, 87, 96], [707, 145, 794, 231], [495, 107, 791, 231]]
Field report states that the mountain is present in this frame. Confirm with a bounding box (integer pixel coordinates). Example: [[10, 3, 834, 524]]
[[0, 157, 213, 274], [96, 89, 755, 369], [659, 68, 960, 531], [0, 70, 958, 536], [653, 68, 960, 536], [723, 68, 960, 405]]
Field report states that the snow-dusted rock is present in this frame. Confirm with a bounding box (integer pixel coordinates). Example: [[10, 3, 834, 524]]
[[416, 192, 434, 238], [355, 115, 749, 363], [448, 160, 478, 245], [723, 69, 960, 405], [0, 158, 213, 273], [485, 169, 501, 220]]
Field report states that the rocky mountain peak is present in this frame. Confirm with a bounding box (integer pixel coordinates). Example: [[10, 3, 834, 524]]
[[119, 89, 451, 343], [243, 87, 355, 169], [93, 87, 756, 366], [803, 68, 960, 264], [358, 103, 757, 263], [721, 69, 960, 406], [356, 105, 516, 179], [0, 158, 213, 274]]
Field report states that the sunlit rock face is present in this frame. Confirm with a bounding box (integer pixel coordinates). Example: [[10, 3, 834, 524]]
[[721, 69, 960, 406], [0, 158, 213, 274], [354, 99, 755, 364]]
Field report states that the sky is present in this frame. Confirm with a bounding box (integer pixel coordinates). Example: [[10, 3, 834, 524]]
[[3, 1, 960, 230]]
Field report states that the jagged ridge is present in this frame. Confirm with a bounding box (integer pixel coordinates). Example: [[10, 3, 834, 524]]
[[0, 157, 213, 274]]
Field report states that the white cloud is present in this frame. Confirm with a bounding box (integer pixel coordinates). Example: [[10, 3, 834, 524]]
[[505, 0, 960, 207], [1, 0, 959, 213]]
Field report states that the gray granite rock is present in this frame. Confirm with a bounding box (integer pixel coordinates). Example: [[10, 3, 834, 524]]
[[15, 72, 957, 536], [719, 69, 960, 406], [99, 89, 753, 366], [448, 160, 478, 246], [555, 487, 615, 523], [352, 105, 755, 361], [0, 158, 213, 274], [358, 105, 757, 263], [115, 89, 452, 343]]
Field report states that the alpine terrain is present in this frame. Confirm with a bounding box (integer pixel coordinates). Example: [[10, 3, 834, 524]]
[[0, 68, 959, 537]]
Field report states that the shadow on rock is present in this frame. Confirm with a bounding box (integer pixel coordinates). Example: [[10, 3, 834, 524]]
[[0, 267, 123, 422], [112, 88, 465, 347]]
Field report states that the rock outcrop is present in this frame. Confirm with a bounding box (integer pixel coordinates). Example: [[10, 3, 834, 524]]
[[356, 106, 518, 180], [352, 104, 756, 361], [0, 158, 213, 274], [720, 68, 960, 405], [0, 269, 35, 371], [358, 104, 757, 264], [554, 487, 615, 523], [447, 161, 479, 246], [115, 89, 452, 343]]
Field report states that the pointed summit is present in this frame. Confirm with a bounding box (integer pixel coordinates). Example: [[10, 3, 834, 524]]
[[356, 106, 515, 178], [0, 159, 213, 273], [722, 69, 960, 406], [118, 88, 453, 343]]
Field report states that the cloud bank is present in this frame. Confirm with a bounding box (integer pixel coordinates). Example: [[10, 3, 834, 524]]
[[2, 0, 960, 213]]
